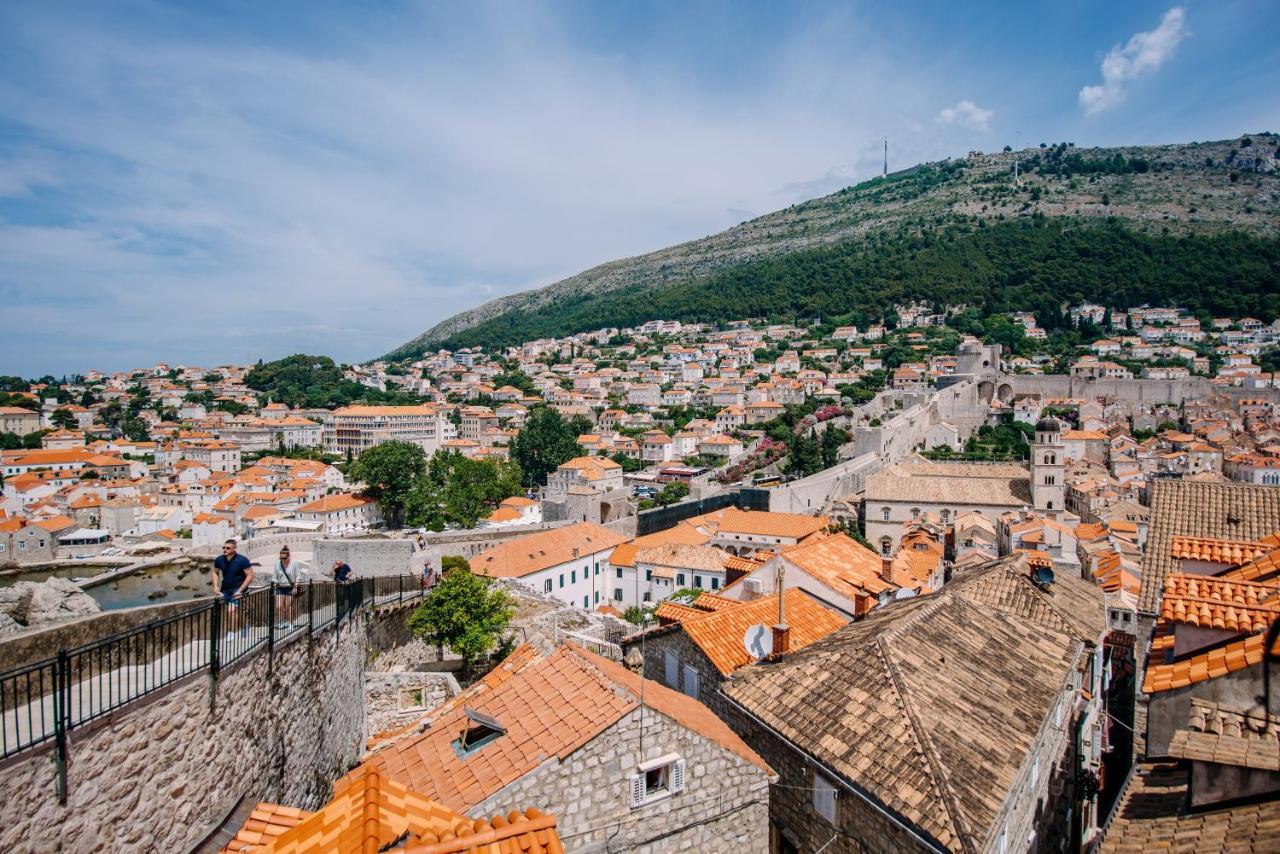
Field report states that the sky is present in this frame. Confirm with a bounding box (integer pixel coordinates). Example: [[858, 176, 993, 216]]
[[1, 1, 1277, 377]]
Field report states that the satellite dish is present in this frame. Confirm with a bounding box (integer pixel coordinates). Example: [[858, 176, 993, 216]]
[[1032, 566, 1055, 588], [743, 624, 773, 660]]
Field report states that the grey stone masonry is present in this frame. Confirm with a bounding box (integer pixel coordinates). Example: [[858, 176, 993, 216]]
[[0, 607, 417, 854], [471, 704, 770, 853]]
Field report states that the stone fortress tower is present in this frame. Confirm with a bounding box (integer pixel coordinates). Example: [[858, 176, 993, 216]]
[[1031, 416, 1065, 514]]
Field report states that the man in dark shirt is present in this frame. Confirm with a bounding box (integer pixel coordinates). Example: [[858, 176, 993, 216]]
[[212, 539, 254, 638], [332, 559, 352, 583]]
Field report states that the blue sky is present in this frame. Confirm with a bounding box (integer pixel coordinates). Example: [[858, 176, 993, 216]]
[[1, 1, 1277, 376]]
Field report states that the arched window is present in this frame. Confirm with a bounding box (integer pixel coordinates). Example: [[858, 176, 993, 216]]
[[1044, 453, 1056, 465], [880, 538, 892, 557]]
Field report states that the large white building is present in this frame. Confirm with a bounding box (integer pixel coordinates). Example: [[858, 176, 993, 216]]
[[323, 405, 451, 456], [470, 522, 629, 610]]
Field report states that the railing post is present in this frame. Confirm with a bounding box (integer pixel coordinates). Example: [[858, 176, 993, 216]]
[[307, 582, 314, 640], [399, 574, 403, 604], [267, 589, 275, 675], [54, 649, 70, 805], [209, 602, 221, 711]]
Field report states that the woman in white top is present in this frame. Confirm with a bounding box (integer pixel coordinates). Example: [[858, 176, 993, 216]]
[[273, 546, 297, 629]]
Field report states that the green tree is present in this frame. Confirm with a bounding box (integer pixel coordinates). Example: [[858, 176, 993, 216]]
[[820, 426, 846, 469], [50, 408, 77, 430], [406, 450, 524, 530], [21, 430, 48, 449], [122, 418, 151, 442], [789, 428, 821, 476], [509, 408, 582, 488], [610, 452, 644, 473], [407, 562, 514, 668], [350, 440, 427, 528]]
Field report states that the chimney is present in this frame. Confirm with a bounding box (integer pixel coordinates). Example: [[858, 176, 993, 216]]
[[772, 564, 790, 656], [880, 558, 894, 583]]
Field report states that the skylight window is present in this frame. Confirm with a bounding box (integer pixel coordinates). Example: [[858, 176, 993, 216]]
[[452, 706, 506, 757]]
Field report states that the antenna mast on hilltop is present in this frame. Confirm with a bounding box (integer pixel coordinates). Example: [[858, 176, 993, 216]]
[[883, 137, 888, 178]]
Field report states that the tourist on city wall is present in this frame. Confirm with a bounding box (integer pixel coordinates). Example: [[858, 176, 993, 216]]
[[332, 559, 353, 584], [421, 559, 435, 590], [211, 538, 254, 640], [273, 546, 298, 629]]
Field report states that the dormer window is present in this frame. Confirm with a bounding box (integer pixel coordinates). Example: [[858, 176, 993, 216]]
[[453, 707, 506, 757]]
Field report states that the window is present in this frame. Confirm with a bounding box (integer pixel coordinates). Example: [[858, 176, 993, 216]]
[[812, 768, 838, 823], [664, 650, 679, 688], [645, 569, 653, 581], [544, 579, 553, 594], [583, 596, 589, 608], [880, 538, 892, 557], [630, 754, 686, 808], [881, 506, 890, 521], [643, 591, 652, 602], [594, 562, 600, 575], [693, 576, 703, 589], [614, 588, 623, 601], [682, 665, 699, 699], [616, 567, 623, 578], [711, 577, 719, 590], [559, 574, 564, 589], [676, 573, 685, 586], [452, 707, 506, 757], [911, 507, 920, 519]]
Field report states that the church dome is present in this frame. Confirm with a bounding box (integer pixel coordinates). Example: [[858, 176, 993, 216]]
[[1035, 417, 1061, 434]]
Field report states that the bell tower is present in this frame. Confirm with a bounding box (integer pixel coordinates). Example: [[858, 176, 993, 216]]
[[1031, 417, 1065, 514]]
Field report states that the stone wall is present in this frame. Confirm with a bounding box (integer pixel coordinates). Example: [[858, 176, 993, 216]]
[[768, 452, 882, 515], [633, 630, 727, 719], [471, 704, 770, 854], [315, 537, 417, 578], [0, 606, 415, 853], [365, 671, 460, 736]]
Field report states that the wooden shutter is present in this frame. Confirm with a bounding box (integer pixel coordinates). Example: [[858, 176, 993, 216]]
[[670, 758, 686, 794], [664, 650, 678, 688]]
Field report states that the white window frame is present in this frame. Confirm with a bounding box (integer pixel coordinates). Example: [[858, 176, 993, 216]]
[[629, 753, 686, 808]]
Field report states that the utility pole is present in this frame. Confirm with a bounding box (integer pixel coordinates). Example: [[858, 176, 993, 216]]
[[883, 138, 888, 178]]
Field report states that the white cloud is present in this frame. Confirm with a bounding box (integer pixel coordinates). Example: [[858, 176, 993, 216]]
[[936, 99, 994, 132], [1079, 7, 1188, 115]]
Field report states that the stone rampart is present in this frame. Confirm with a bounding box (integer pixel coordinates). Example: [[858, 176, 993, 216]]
[[0, 605, 415, 853]]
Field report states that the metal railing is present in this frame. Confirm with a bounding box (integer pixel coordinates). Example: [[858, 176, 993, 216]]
[[0, 575, 428, 777]]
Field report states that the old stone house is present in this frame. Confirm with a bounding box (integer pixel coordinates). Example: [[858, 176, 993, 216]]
[[358, 642, 773, 853], [719, 554, 1105, 853], [623, 588, 846, 718]]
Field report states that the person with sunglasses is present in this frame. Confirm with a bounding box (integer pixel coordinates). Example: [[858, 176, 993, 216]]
[[272, 546, 298, 630], [211, 538, 254, 641]]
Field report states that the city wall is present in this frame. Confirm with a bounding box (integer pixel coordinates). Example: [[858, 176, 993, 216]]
[[1002, 374, 1280, 405], [0, 606, 415, 853]]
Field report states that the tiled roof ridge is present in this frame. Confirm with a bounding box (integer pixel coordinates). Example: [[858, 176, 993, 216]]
[[976, 558, 1096, 642], [875, 632, 975, 853]]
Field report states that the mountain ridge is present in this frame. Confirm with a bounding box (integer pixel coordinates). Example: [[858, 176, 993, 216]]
[[388, 135, 1279, 358]]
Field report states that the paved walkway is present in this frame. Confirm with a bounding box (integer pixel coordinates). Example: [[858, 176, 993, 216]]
[[1, 587, 417, 757]]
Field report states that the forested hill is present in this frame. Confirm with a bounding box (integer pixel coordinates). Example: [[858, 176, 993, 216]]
[[387, 135, 1280, 357]]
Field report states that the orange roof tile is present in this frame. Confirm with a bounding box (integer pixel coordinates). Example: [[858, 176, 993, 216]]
[[1143, 630, 1280, 694], [1169, 535, 1269, 566], [780, 532, 895, 597], [360, 643, 768, 812], [1217, 546, 1280, 584], [222, 766, 563, 854], [604, 524, 711, 570], [1158, 574, 1280, 634], [296, 493, 373, 514], [715, 508, 828, 540], [681, 589, 847, 676], [471, 523, 628, 579]]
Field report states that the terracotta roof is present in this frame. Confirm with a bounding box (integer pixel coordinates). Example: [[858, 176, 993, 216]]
[[679, 589, 846, 675], [607, 524, 710, 569], [1142, 630, 1279, 694], [296, 493, 372, 514], [635, 543, 726, 574], [723, 554, 1103, 853], [471, 523, 628, 579], [778, 532, 894, 597], [359, 643, 767, 812], [222, 766, 563, 854], [30, 515, 76, 532], [1099, 761, 1280, 853], [713, 508, 828, 540], [1217, 545, 1280, 583], [1168, 535, 1269, 566], [1158, 574, 1280, 635], [1140, 482, 1280, 613], [485, 507, 522, 523]]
